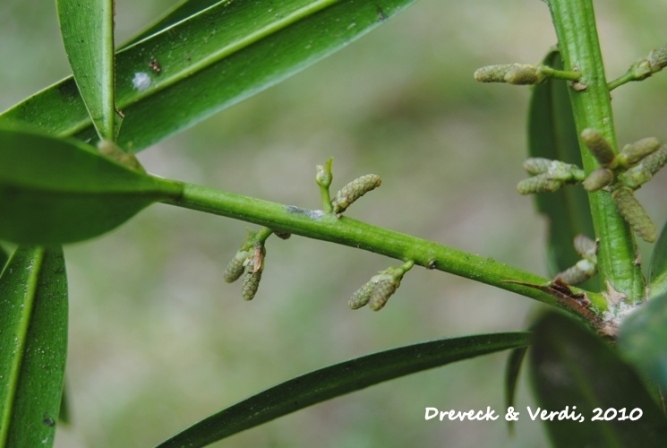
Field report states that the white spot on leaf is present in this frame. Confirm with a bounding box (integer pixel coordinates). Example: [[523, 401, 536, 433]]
[[132, 72, 151, 91]]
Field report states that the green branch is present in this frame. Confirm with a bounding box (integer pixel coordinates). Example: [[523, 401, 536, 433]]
[[547, 0, 644, 302], [608, 44, 667, 91], [162, 181, 607, 312]]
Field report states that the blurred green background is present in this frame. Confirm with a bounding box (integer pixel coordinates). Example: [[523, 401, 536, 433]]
[[2, 0, 666, 446]]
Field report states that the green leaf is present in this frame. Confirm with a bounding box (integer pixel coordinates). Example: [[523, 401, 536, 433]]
[[528, 50, 596, 284], [120, 0, 222, 48], [618, 291, 667, 394], [0, 0, 417, 152], [529, 311, 667, 448], [0, 246, 68, 447], [157, 332, 531, 448], [504, 346, 528, 435], [0, 126, 182, 244], [0, 245, 7, 271], [56, 0, 118, 140], [648, 222, 667, 298]]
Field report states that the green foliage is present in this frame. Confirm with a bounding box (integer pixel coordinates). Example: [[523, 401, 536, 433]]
[[159, 333, 530, 447], [0, 127, 181, 244], [121, 0, 227, 47], [57, 0, 118, 140], [0, 246, 68, 448], [618, 291, 667, 393], [504, 346, 528, 435], [529, 311, 667, 448], [0, 0, 417, 152], [0, 0, 666, 447]]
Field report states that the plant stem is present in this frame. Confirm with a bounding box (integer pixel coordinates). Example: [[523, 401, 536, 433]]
[[316, 158, 334, 213], [254, 227, 274, 244], [608, 44, 667, 91], [607, 71, 636, 91], [102, 0, 116, 141], [162, 181, 607, 312], [547, 0, 644, 302], [540, 66, 581, 81]]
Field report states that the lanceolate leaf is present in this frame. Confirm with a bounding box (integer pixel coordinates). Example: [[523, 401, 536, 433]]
[[648, 221, 667, 298], [57, 0, 118, 140], [0, 0, 417, 152], [157, 332, 531, 448], [528, 50, 596, 284], [618, 291, 667, 393], [0, 127, 182, 244], [120, 0, 223, 48], [529, 311, 667, 448], [504, 346, 527, 435], [0, 246, 68, 448]]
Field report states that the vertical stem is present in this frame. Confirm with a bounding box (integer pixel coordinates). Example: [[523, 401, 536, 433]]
[[316, 159, 334, 214], [102, 0, 116, 141], [547, 0, 644, 302]]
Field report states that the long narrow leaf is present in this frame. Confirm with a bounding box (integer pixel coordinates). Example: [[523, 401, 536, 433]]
[[528, 50, 596, 285], [0, 246, 68, 448], [504, 346, 528, 435], [57, 0, 118, 140], [618, 291, 667, 393], [529, 311, 667, 448], [0, 126, 182, 244], [648, 221, 667, 298], [0, 0, 417, 152], [157, 332, 531, 448], [121, 0, 223, 48]]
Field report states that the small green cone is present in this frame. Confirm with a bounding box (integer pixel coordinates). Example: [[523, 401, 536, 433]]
[[620, 166, 653, 190], [223, 250, 250, 283], [503, 64, 541, 85], [648, 45, 667, 73], [350, 261, 413, 311], [332, 174, 382, 214], [240, 243, 266, 300], [523, 158, 552, 175], [241, 270, 262, 301], [474, 64, 514, 83], [369, 277, 399, 311], [640, 145, 667, 175], [618, 137, 660, 167], [556, 259, 596, 285], [612, 187, 657, 243], [517, 174, 562, 194], [348, 281, 375, 310], [620, 145, 667, 189], [580, 128, 615, 167], [582, 168, 613, 192], [474, 64, 542, 85]]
